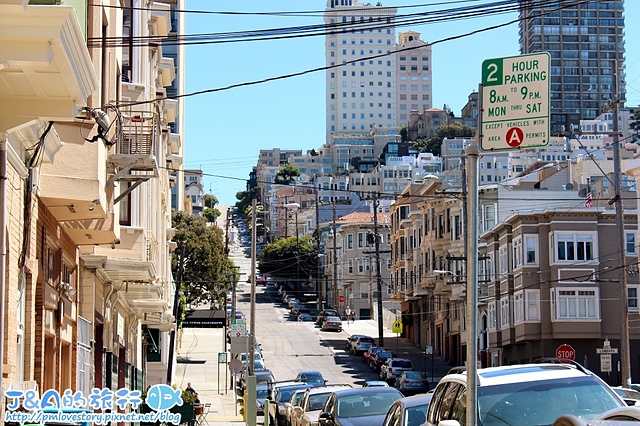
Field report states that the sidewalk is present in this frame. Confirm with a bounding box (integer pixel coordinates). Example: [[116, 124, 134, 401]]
[[175, 327, 245, 426], [173, 318, 453, 426]]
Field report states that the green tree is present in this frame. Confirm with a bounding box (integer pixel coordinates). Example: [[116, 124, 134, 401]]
[[413, 122, 476, 156], [171, 210, 235, 310], [274, 164, 301, 185], [258, 235, 318, 292], [204, 193, 218, 208], [235, 186, 259, 216], [202, 193, 221, 223], [399, 125, 408, 142]]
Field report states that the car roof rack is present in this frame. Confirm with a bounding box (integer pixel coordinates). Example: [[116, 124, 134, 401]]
[[532, 357, 590, 374]]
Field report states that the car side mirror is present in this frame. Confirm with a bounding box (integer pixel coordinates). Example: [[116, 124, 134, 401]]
[[319, 411, 333, 421]]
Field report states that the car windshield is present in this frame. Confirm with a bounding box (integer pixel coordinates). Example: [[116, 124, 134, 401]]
[[405, 371, 427, 380], [255, 373, 274, 386], [292, 391, 305, 405], [301, 373, 325, 384], [308, 393, 332, 411], [393, 360, 413, 368], [278, 387, 302, 403], [336, 393, 402, 417], [477, 376, 624, 425], [256, 388, 270, 399], [614, 388, 640, 400]]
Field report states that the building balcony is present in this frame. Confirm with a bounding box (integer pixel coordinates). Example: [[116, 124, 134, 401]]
[[150, 2, 171, 37], [107, 92, 160, 203], [411, 280, 430, 297], [433, 279, 452, 296], [0, 5, 98, 132], [80, 228, 169, 317], [450, 284, 466, 302], [39, 121, 118, 246]]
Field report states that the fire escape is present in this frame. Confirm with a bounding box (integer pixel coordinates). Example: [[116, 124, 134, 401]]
[[107, 106, 159, 203]]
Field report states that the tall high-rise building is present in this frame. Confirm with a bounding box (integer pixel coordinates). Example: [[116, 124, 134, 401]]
[[324, 0, 433, 161], [518, 1, 625, 132], [324, 0, 398, 139], [396, 30, 432, 123]]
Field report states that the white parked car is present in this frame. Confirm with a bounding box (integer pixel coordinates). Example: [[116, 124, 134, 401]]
[[290, 385, 351, 426], [426, 362, 627, 425], [379, 358, 413, 382]]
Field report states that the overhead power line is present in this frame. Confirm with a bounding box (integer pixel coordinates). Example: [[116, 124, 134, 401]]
[[114, 0, 593, 108], [88, 0, 572, 48]]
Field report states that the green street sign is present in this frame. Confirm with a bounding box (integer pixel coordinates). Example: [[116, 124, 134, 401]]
[[480, 52, 550, 152]]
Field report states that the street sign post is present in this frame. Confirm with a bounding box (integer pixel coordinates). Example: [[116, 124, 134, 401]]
[[556, 343, 576, 361], [601, 354, 612, 373], [480, 52, 550, 152]]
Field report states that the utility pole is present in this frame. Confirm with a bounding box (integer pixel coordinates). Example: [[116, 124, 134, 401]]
[[224, 207, 232, 257], [373, 192, 384, 347], [166, 244, 185, 384], [611, 61, 631, 386], [332, 202, 338, 310], [249, 198, 257, 376], [315, 182, 322, 311]]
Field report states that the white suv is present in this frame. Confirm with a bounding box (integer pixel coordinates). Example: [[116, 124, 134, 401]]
[[379, 358, 413, 382], [426, 362, 627, 426]]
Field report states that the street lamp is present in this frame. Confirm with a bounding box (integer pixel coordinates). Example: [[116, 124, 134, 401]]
[[285, 202, 300, 295]]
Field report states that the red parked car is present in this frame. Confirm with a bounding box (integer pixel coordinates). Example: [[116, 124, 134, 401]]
[[362, 346, 383, 364], [369, 349, 393, 372]]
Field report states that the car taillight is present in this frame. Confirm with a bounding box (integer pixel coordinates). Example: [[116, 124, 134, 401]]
[[402, 380, 410, 384], [388, 367, 393, 372]]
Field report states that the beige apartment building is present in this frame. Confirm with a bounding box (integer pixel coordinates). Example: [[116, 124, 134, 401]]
[[390, 163, 640, 381], [0, 0, 182, 408]]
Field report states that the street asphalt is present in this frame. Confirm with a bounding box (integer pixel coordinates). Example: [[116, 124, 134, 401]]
[[174, 311, 453, 426]]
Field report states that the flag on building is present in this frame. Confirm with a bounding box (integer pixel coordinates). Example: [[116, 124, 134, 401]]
[[585, 186, 593, 208]]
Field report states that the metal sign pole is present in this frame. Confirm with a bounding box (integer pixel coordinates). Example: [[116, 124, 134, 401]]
[[466, 142, 480, 426]]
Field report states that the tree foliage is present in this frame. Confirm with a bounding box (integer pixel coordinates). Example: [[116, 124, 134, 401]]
[[235, 186, 259, 216], [258, 235, 318, 289], [413, 122, 476, 156], [274, 164, 301, 185], [204, 193, 218, 208], [202, 194, 221, 223], [171, 210, 235, 309]]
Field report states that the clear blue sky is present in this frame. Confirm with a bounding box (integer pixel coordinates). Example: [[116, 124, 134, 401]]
[[183, 1, 640, 206]]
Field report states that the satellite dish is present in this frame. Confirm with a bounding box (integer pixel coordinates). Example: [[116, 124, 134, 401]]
[[565, 183, 574, 190]]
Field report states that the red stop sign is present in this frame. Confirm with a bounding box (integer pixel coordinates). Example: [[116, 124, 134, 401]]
[[338, 295, 346, 304], [556, 344, 576, 360]]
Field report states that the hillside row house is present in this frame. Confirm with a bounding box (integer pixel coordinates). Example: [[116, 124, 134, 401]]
[[390, 164, 640, 383], [0, 0, 184, 415]]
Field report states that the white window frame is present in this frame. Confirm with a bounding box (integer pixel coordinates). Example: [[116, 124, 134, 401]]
[[488, 302, 496, 331], [524, 235, 539, 265], [499, 245, 509, 276], [513, 238, 523, 269], [629, 285, 639, 310], [626, 231, 638, 255], [514, 291, 524, 324], [554, 287, 598, 320], [553, 231, 596, 263], [500, 297, 510, 329], [347, 234, 353, 249], [526, 289, 540, 321]]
